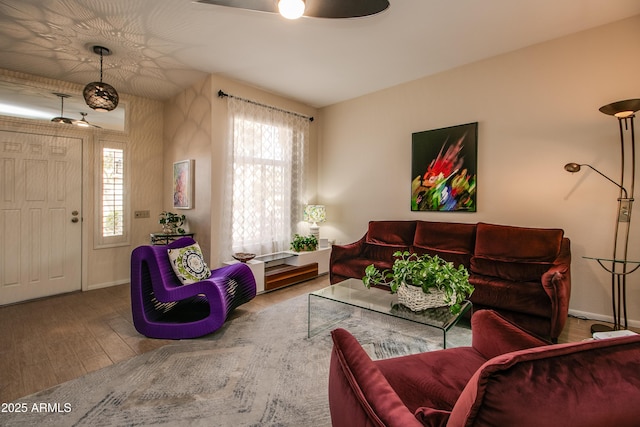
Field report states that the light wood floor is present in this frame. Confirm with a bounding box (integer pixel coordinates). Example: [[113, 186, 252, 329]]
[[0, 275, 625, 402]]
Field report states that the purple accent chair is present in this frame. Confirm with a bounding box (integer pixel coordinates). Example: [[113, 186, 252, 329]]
[[130, 237, 256, 339]]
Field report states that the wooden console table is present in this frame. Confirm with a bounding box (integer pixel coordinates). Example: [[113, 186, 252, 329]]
[[225, 247, 331, 293]]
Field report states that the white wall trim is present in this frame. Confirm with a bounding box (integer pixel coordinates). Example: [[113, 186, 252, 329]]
[[568, 309, 640, 329], [87, 279, 129, 291]]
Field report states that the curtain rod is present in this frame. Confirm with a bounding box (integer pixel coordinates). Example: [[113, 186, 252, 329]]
[[218, 90, 314, 122]]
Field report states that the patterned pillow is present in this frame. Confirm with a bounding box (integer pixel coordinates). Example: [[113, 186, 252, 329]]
[[167, 243, 211, 285]]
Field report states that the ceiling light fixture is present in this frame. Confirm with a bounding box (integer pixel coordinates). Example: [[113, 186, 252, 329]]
[[278, 0, 305, 19], [76, 112, 101, 128], [51, 93, 74, 124], [83, 45, 119, 112]]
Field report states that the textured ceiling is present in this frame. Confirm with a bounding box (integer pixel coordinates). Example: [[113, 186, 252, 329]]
[[1, 0, 639, 108]]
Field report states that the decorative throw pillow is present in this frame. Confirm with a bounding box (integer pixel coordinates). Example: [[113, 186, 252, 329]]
[[167, 243, 211, 285]]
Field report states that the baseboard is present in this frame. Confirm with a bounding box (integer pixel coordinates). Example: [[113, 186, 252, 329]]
[[568, 308, 640, 329], [85, 279, 129, 291]]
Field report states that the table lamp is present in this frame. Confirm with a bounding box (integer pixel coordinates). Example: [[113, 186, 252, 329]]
[[304, 205, 326, 241]]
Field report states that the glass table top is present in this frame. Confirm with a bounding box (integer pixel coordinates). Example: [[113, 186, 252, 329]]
[[309, 278, 471, 331]]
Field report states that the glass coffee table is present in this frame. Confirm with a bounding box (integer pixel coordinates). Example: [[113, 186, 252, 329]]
[[308, 278, 471, 348]]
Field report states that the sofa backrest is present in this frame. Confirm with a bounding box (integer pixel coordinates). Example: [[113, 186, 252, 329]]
[[470, 222, 564, 282], [363, 221, 417, 261], [447, 334, 640, 427], [412, 221, 476, 268]]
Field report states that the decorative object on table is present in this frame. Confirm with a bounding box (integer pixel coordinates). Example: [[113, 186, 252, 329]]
[[83, 45, 119, 112], [411, 122, 478, 212], [303, 204, 326, 241], [564, 98, 640, 333], [362, 251, 474, 314], [232, 252, 256, 263], [158, 211, 186, 234], [167, 242, 211, 285], [290, 234, 318, 252], [173, 159, 194, 209]]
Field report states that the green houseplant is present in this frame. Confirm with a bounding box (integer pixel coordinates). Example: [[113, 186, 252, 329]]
[[290, 234, 318, 252], [159, 211, 186, 234], [363, 251, 474, 314]]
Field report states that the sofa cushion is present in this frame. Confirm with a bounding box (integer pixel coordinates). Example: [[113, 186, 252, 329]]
[[331, 257, 394, 282], [474, 222, 563, 260], [413, 221, 476, 253], [471, 223, 563, 281], [376, 347, 486, 415], [411, 245, 471, 270], [469, 275, 551, 318], [363, 243, 410, 262], [366, 221, 417, 246]]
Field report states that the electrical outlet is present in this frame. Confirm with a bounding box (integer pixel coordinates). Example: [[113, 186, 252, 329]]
[[134, 210, 150, 219]]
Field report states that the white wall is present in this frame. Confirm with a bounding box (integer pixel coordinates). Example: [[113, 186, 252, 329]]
[[318, 15, 640, 325]]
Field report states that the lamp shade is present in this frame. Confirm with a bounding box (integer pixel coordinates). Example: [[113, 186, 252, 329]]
[[304, 205, 326, 224], [83, 82, 119, 112], [599, 99, 640, 118]]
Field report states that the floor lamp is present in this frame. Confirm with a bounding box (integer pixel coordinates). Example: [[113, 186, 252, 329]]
[[565, 98, 640, 333]]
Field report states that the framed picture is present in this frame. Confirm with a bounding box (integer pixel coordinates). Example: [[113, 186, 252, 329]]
[[173, 159, 194, 209], [411, 122, 477, 212]]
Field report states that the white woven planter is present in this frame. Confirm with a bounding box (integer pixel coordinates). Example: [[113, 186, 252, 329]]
[[397, 283, 448, 312]]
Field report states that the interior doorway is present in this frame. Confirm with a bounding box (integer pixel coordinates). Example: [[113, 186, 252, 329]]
[[0, 130, 82, 305]]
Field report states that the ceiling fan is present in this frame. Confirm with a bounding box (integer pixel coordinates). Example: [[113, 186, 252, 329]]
[[196, 0, 390, 19], [51, 93, 101, 128]]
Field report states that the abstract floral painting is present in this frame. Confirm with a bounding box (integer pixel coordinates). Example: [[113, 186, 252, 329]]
[[411, 122, 477, 212], [173, 159, 194, 209]]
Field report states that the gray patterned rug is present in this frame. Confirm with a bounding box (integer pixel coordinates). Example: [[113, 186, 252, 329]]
[[6, 292, 472, 426]]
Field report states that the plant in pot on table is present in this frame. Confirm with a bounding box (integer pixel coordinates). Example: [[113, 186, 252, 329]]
[[362, 251, 474, 314], [290, 234, 318, 252], [159, 211, 186, 234]]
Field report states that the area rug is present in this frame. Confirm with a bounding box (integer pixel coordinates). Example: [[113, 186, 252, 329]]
[[5, 293, 472, 426]]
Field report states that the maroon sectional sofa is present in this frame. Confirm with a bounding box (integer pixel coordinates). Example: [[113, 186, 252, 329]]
[[330, 220, 571, 341], [329, 310, 640, 427]]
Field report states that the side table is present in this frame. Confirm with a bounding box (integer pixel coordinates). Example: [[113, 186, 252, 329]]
[[150, 233, 194, 245], [584, 256, 640, 333]]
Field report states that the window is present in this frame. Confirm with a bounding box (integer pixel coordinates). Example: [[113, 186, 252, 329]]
[[95, 140, 129, 247], [221, 98, 309, 261]]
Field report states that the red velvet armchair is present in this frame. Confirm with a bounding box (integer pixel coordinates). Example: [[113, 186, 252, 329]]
[[329, 310, 640, 427]]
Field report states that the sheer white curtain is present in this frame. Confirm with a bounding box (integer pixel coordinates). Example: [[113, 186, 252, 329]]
[[220, 97, 308, 262]]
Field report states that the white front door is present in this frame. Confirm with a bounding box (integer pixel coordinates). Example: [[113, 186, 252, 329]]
[[0, 130, 82, 305]]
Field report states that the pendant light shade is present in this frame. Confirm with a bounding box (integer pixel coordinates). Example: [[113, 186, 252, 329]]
[[83, 46, 119, 112], [51, 93, 74, 124]]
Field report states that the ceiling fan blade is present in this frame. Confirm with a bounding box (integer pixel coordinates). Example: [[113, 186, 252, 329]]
[[196, 0, 278, 14], [304, 0, 389, 19], [197, 0, 390, 19]]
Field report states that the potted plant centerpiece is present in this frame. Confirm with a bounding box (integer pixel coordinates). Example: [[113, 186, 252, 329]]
[[290, 234, 318, 252], [363, 251, 474, 314], [159, 211, 186, 234]]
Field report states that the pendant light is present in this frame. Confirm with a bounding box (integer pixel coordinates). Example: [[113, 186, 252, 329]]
[[51, 93, 74, 124], [83, 45, 119, 112]]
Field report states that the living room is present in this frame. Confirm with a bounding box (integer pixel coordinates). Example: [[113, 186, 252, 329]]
[[1, 0, 640, 424]]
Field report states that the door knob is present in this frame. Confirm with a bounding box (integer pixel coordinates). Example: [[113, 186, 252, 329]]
[[72, 210, 79, 216], [71, 217, 79, 223]]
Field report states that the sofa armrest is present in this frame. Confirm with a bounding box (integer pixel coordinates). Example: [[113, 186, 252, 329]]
[[329, 328, 423, 427], [472, 310, 550, 360], [331, 234, 367, 264], [541, 238, 571, 340]]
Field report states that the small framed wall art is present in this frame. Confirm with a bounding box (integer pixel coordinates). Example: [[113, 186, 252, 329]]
[[411, 122, 477, 212], [173, 159, 194, 209]]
